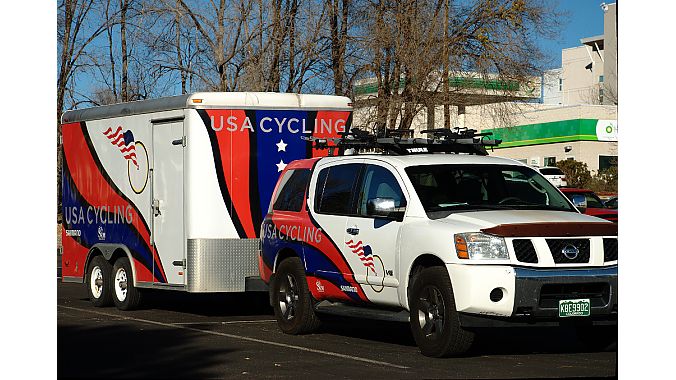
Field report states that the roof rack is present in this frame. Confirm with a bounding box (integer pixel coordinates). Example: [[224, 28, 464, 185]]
[[302, 127, 501, 156]]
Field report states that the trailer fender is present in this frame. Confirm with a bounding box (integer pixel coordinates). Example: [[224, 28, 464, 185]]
[[86, 244, 138, 287]]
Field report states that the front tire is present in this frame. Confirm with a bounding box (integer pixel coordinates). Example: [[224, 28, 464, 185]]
[[111, 257, 142, 311], [271, 257, 321, 334], [409, 266, 474, 357], [86, 255, 113, 307]]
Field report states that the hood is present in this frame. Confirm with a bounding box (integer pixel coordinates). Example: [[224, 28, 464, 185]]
[[435, 209, 609, 231]]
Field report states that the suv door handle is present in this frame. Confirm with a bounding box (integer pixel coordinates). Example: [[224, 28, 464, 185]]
[[346, 227, 359, 235]]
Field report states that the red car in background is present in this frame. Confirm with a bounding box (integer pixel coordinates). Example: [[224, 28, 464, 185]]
[[560, 188, 618, 223]]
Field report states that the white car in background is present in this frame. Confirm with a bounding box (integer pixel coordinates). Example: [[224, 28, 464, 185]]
[[537, 166, 567, 187]]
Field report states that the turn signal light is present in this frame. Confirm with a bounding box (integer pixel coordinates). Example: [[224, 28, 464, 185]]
[[192, 98, 203, 103], [455, 235, 469, 259]]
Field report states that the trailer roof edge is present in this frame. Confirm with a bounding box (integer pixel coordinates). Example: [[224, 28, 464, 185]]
[[60, 92, 353, 123]]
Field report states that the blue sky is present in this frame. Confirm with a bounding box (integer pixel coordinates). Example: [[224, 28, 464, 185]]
[[539, 0, 609, 69]]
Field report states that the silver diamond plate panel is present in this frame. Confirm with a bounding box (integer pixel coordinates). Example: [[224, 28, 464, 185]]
[[186, 238, 260, 292]]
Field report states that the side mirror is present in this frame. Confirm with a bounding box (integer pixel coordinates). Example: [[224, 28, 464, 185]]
[[571, 194, 587, 213], [366, 198, 405, 221]]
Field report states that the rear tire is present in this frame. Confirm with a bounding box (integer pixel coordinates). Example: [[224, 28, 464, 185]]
[[271, 257, 321, 334], [86, 255, 113, 307], [111, 257, 142, 311], [409, 266, 474, 357]]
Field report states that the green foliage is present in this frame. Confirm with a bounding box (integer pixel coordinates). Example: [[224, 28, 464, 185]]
[[556, 160, 592, 188], [588, 166, 618, 193], [556, 159, 617, 193]]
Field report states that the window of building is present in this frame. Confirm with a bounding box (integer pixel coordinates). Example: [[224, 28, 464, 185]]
[[558, 78, 563, 91], [272, 169, 311, 212], [544, 157, 557, 167], [599, 155, 618, 171], [314, 164, 362, 215], [599, 75, 604, 83], [599, 88, 604, 103]]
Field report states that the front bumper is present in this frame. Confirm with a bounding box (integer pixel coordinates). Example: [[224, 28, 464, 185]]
[[447, 264, 617, 327]]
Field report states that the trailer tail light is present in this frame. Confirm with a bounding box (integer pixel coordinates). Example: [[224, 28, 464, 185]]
[[192, 98, 203, 103]]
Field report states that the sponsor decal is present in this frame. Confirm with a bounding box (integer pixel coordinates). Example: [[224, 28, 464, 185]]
[[65, 229, 81, 237], [315, 280, 325, 293], [97, 226, 106, 241], [209, 115, 347, 135], [263, 223, 323, 243], [340, 285, 359, 293], [63, 205, 134, 225]]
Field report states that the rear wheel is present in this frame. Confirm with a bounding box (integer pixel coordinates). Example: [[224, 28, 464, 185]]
[[111, 257, 142, 311], [409, 266, 474, 357], [271, 257, 321, 334], [86, 255, 113, 307]]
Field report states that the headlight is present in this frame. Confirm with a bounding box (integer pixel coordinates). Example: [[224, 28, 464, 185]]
[[454, 233, 509, 260]]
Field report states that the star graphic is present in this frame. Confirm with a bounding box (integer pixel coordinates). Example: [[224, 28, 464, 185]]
[[276, 159, 287, 172], [276, 139, 287, 152]]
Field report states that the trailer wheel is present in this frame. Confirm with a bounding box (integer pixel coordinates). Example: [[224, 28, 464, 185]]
[[111, 257, 142, 311], [409, 266, 474, 357], [271, 257, 321, 334], [86, 255, 113, 307]]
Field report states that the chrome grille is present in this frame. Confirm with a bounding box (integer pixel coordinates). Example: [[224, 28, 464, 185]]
[[512, 239, 538, 263]]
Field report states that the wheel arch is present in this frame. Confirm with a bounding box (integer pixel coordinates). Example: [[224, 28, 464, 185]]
[[85, 244, 138, 286], [273, 247, 302, 273], [402, 253, 448, 309]]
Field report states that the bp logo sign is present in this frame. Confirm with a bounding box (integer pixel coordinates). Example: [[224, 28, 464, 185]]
[[596, 120, 618, 142]]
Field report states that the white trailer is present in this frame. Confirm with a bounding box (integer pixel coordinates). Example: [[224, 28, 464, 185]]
[[61, 92, 352, 309]]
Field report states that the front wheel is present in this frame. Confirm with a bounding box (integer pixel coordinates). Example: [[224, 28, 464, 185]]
[[271, 257, 321, 334], [409, 266, 474, 357], [111, 257, 142, 311]]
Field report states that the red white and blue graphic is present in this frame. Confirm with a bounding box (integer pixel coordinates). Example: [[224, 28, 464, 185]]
[[346, 240, 376, 275], [104, 126, 138, 168], [199, 109, 351, 239]]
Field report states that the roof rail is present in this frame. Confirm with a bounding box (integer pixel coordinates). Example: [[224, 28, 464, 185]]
[[302, 127, 501, 156]]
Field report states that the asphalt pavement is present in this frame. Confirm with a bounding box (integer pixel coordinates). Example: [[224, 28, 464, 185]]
[[57, 280, 617, 379]]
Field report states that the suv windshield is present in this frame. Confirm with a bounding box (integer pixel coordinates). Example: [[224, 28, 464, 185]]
[[405, 164, 575, 219]]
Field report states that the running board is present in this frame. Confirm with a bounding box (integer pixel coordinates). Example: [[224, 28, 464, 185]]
[[314, 301, 410, 323]]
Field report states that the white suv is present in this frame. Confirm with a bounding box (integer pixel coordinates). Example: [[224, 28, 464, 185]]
[[259, 132, 617, 357], [537, 166, 568, 187]]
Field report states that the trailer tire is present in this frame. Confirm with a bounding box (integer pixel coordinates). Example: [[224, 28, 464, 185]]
[[111, 257, 142, 311], [409, 266, 474, 357], [271, 257, 321, 334], [86, 255, 113, 307]]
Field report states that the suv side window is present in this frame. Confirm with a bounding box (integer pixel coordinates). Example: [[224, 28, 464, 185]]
[[314, 163, 362, 215], [272, 169, 311, 212], [358, 165, 406, 216]]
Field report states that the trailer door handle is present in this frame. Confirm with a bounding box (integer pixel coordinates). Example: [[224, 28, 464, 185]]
[[172, 136, 186, 146], [346, 227, 359, 235]]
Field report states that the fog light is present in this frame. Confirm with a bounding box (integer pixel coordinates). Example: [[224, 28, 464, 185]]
[[490, 288, 504, 302]]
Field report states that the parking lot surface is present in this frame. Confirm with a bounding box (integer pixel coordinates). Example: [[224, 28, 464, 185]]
[[58, 281, 617, 379]]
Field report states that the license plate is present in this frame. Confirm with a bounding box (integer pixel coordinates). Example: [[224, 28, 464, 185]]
[[558, 299, 591, 317]]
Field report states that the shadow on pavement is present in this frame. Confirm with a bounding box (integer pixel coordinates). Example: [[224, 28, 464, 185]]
[[58, 323, 235, 379], [138, 289, 273, 317]]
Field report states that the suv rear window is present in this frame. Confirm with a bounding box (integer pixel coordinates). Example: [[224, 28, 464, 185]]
[[272, 169, 311, 212], [314, 164, 362, 215]]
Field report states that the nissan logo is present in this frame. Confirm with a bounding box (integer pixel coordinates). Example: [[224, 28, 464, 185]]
[[562, 245, 580, 260]]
